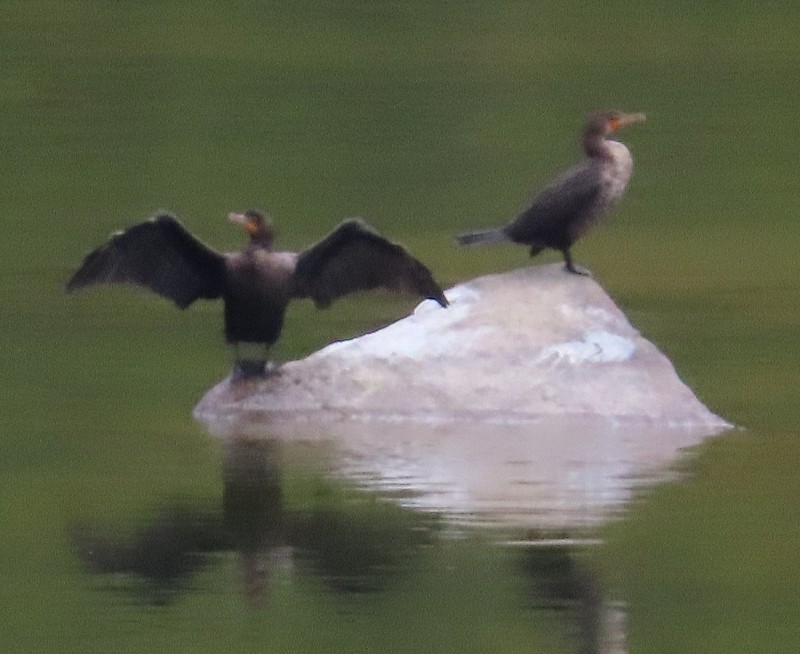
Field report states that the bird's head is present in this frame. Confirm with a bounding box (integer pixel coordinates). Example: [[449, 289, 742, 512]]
[[582, 110, 645, 158], [228, 210, 275, 247]]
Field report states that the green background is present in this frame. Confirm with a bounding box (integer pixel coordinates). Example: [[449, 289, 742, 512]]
[[2, 1, 799, 651]]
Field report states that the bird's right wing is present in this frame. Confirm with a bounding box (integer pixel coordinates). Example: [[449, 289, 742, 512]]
[[66, 213, 226, 308]]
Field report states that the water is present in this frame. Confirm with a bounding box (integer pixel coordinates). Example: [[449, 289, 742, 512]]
[[3, 1, 800, 652], [66, 430, 634, 653], [63, 404, 725, 653]]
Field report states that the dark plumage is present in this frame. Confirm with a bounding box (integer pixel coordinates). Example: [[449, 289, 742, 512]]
[[456, 110, 646, 275], [67, 210, 448, 376]]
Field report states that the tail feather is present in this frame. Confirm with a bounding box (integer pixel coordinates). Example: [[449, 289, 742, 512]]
[[455, 228, 509, 247]]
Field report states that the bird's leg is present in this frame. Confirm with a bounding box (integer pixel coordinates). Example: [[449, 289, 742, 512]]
[[231, 342, 241, 371], [231, 342, 268, 380], [262, 343, 280, 376], [562, 249, 592, 276]]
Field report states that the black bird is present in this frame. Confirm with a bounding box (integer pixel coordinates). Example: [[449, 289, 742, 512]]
[[456, 110, 646, 275], [67, 210, 448, 377]]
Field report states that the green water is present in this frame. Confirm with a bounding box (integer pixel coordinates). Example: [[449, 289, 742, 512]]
[[3, 1, 800, 651]]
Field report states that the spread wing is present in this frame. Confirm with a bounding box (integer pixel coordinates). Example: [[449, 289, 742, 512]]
[[66, 213, 226, 308], [505, 163, 603, 244], [293, 219, 448, 308]]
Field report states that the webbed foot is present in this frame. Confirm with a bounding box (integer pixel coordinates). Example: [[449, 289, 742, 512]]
[[231, 360, 268, 381], [564, 261, 593, 276], [562, 249, 592, 276]]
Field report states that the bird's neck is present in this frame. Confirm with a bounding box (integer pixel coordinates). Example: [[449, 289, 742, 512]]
[[583, 134, 615, 161], [248, 233, 274, 250]]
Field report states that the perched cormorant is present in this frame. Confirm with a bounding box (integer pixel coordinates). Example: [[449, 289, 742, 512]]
[[67, 210, 448, 376], [456, 110, 646, 275]]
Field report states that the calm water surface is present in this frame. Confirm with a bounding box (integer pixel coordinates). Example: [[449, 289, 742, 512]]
[[4, 2, 800, 652], [65, 402, 729, 654], [66, 424, 653, 653]]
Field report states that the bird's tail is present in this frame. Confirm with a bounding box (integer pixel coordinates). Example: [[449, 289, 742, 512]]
[[455, 228, 509, 247]]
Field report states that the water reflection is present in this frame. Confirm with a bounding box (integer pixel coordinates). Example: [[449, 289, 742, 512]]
[[68, 502, 225, 606], [70, 437, 437, 607], [70, 484, 627, 652], [204, 414, 725, 529], [222, 439, 284, 605], [69, 410, 717, 652], [518, 542, 627, 654]]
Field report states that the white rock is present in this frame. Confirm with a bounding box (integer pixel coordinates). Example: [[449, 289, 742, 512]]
[[194, 264, 731, 528], [195, 264, 729, 427]]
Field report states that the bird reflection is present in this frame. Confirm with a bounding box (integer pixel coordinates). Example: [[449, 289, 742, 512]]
[[222, 438, 285, 606], [519, 542, 627, 654], [68, 435, 435, 606], [68, 502, 225, 606]]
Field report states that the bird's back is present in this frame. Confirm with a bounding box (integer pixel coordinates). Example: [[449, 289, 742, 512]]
[[504, 160, 603, 248], [505, 141, 633, 248]]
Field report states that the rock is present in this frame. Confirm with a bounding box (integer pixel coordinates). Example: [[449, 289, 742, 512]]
[[194, 264, 729, 429], [194, 264, 731, 528]]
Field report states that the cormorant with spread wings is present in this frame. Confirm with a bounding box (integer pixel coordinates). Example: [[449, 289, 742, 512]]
[[67, 210, 448, 377]]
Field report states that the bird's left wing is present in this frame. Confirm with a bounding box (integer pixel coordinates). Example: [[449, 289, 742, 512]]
[[293, 219, 448, 308]]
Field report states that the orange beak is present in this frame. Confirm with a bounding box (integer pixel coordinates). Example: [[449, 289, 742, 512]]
[[228, 212, 256, 235], [610, 112, 646, 132]]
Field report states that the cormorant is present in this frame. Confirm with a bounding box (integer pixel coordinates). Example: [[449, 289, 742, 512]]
[[67, 210, 448, 377], [456, 110, 646, 275]]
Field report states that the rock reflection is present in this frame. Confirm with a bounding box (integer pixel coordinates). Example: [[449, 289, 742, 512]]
[[207, 415, 725, 529]]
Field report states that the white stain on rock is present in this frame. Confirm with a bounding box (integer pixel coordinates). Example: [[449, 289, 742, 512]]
[[319, 286, 495, 360], [538, 330, 636, 365]]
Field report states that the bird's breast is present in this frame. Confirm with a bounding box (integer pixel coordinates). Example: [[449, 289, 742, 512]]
[[226, 251, 298, 303], [601, 141, 634, 202]]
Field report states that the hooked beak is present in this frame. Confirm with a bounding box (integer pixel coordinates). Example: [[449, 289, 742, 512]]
[[228, 212, 249, 226], [616, 112, 647, 128]]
